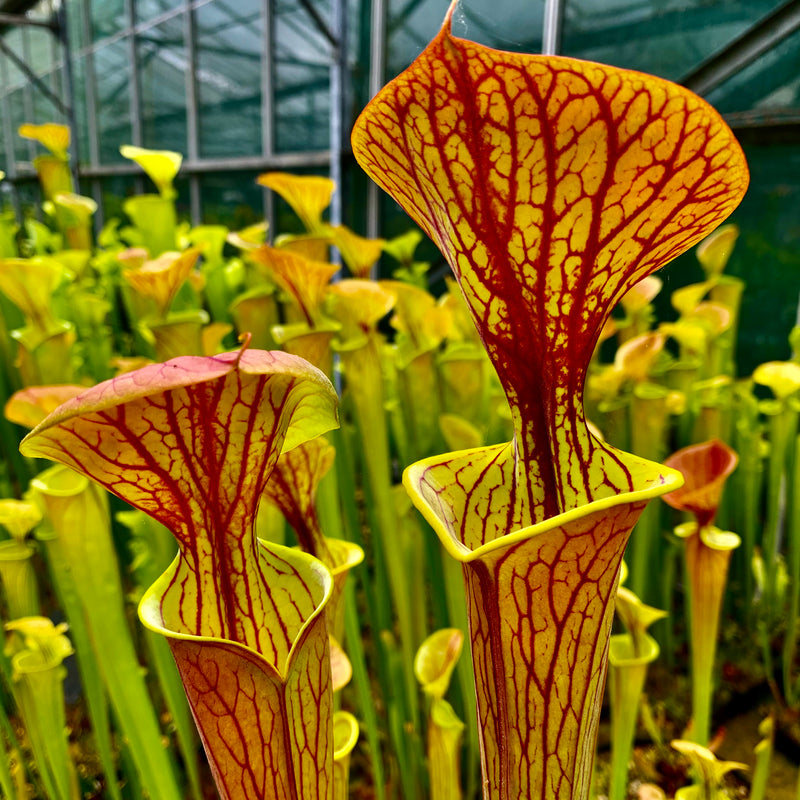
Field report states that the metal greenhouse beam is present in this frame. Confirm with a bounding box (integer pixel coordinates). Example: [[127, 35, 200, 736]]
[[366, 0, 387, 242], [297, 0, 339, 49], [542, 0, 564, 56], [329, 0, 345, 237], [680, 0, 800, 97], [0, 11, 54, 28], [294, 0, 346, 248], [0, 4, 80, 197], [0, 35, 67, 116]]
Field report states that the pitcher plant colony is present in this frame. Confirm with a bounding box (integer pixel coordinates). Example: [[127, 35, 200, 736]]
[[5, 1, 800, 799]]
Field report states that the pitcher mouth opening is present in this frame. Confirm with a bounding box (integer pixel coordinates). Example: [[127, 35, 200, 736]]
[[138, 540, 334, 679], [29, 463, 87, 496], [404, 442, 684, 563]]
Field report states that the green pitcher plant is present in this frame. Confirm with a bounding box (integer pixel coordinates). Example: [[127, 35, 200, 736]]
[[0, 256, 76, 386], [352, 2, 748, 798], [752, 359, 800, 619], [185, 223, 237, 324], [0, 499, 42, 620], [18, 124, 73, 206], [608, 580, 667, 800], [616, 275, 663, 345], [749, 715, 774, 800], [382, 279, 452, 461], [662, 439, 740, 746], [257, 173, 334, 237], [19, 341, 341, 800], [251, 246, 340, 377], [51, 192, 97, 252], [327, 224, 385, 280], [121, 246, 209, 360], [694, 223, 743, 378], [120, 145, 182, 256], [5, 617, 78, 800], [5, 383, 126, 800], [415, 628, 466, 800], [261, 435, 364, 643], [29, 463, 184, 800], [332, 711, 360, 800], [670, 740, 746, 800], [327, 277, 427, 792], [382, 228, 428, 286]]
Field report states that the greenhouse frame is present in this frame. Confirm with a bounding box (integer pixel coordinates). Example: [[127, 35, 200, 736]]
[[1, 2, 800, 800], [0, 1, 798, 367]]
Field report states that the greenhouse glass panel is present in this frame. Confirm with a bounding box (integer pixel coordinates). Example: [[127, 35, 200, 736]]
[[706, 27, 800, 117], [386, 0, 445, 76], [3, 27, 25, 87], [95, 38, 133, 162], [31, 69, 62, 128], [28, 22, 63, 130], [730, 143, 800, 371], [561, 0, 779, 80], [0, 60, 11, 165], [137, 16, 188, 152], [449, 0, 544, 52], [199, 170, 263, 228], [26, 25, 53, 77], [90, 0, 126, 42], [71, 57, 91, 169], [66, 0, 86, 52], [8, 90, 30, 163], [386, 0, 544, 78], [136, 0, 184, 24], [346, 0, 371, 114], [274, 0, 331, 152], [196, 0, 263, 159]]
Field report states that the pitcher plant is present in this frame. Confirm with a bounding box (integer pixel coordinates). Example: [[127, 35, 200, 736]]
[[663, 439, 740, 746], [20, 342, 341, 800], [352, 2, 748, 798]]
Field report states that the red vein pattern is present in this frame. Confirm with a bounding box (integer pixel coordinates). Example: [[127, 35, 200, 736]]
[[148, 558, 333, 800], [463, 501, 643, 800], [263, 437, 364, 641], [250, 247, 338, 326], [661, 438, 738, 528], [21, 348, 340, 800], [354, 4, 748, 799], [353, 5, 748, 520], [264, 437, 336, 560]]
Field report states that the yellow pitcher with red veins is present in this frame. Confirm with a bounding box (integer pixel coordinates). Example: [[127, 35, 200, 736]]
[[20, 344, 340, 800], [352, 2, 748, 798]]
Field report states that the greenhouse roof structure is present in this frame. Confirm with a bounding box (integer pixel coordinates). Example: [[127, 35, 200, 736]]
[[0, 1, 798, 218], [0, 0, 799, 364]]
